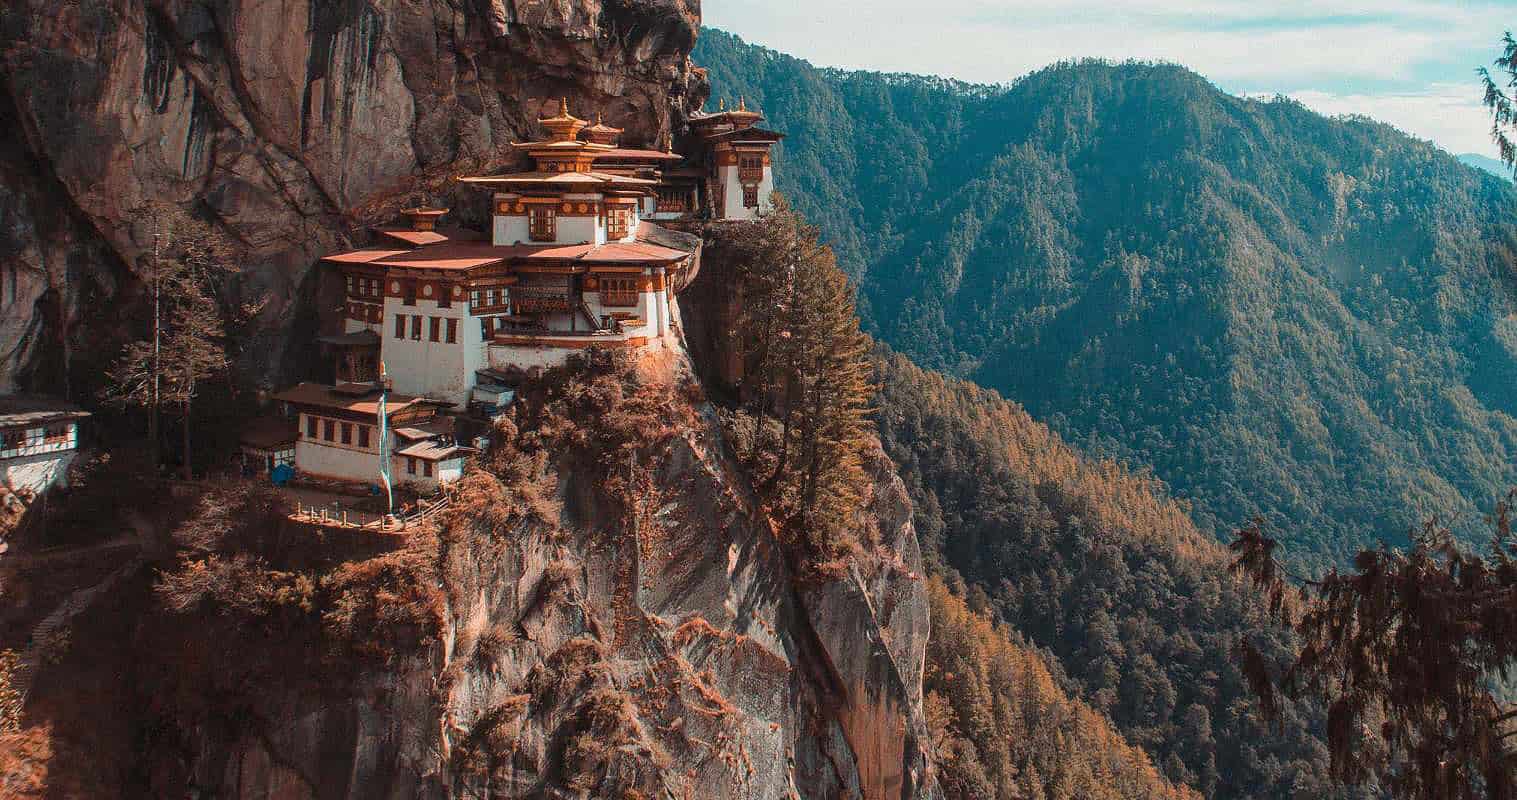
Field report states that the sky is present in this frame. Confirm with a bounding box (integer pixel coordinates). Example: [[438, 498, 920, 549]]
[[703, 1, 1513, 159]]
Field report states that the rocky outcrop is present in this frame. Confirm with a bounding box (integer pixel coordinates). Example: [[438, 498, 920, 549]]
[[8, 348, 937, 799], [0, 0, 706, 392], [208, 354, 935, 799]]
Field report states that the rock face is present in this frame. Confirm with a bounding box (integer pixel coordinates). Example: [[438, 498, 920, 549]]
[[118, 351, 935, 799], [0, 0, 706, 392]]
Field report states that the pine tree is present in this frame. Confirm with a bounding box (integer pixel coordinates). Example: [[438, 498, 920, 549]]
[[1479, 32, 1517, 174], [726, 195, 875, 570], [1231, 512, 1517, 799]]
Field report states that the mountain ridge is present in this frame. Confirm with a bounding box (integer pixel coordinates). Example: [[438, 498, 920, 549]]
[[695, 28, 1517, 566]]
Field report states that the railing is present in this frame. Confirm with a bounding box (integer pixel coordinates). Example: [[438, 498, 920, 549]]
[[600, 290, 639, 307], [513, 285, 572, 313], [293, 494, 451, 534]]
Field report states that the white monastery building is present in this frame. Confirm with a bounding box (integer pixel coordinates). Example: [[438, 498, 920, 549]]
[[258, 97, 783, 492], [0, 396, 89, 496]]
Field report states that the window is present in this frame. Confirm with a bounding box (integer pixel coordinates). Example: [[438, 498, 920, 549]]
[[394, 315, 406, 339], [340, 423, 352, 445], [402, 280, 417, 306], [529, 206, 556, 241], [481, 317, 493, 338], [323, 420, 335, 442], [45, 424, 68, 444], [743, 184, 759, 208], [600, 277, 638, 307], [410, 315, 422, 340], [471, 289, 482, 309], [446, 318, 458, 343], [423, 460, 433, 478], [345, 275, 355, 294], [429, 317, 441, 342], [1, 430, 22, 450], [438, 286, 452, 308], [406, 457, 417, 475], [306, 415, 318, 438], [607, 207, 631, 240], [358, 426, 370, 449]]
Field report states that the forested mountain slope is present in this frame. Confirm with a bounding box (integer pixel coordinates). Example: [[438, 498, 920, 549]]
[[695, 29, 1517, 565], [873, 350, 1364, 800]]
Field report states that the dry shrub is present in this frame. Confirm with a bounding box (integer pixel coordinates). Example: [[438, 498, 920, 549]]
[[322, 527, 444, 660], [0, 650, 21, 735], [0, 725, 51, 798], [473, 621, 520, 671]]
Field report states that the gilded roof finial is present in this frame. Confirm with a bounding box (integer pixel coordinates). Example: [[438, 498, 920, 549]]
[[719, 97, 726, 111], [559, 97, 570, 117], [738, 95, 747, 111]]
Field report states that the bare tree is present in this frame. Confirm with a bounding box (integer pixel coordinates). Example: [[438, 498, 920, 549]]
[[104, 203, 246, 478]]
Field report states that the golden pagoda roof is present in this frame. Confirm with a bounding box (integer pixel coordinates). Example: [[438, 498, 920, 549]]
[[537, 97, 588, 142], [582, 113, 624, 145]]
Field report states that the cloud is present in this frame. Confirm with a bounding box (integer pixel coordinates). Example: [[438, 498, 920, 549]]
[[1285, 86, 1501, 158]]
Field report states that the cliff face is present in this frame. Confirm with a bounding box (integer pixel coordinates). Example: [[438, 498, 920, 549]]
[[6, 349, 937, 799], [0, 0, 705, 391]]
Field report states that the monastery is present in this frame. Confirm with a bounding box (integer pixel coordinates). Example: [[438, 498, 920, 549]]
[[248, 98, 784, 494]]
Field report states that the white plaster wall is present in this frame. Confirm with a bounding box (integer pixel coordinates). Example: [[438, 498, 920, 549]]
[[557, 216, 602, 245], [493, 214, 531, 246], [295, 438, 383, 484], [758, 167, 776, 215], [381, 297, 474, 406], [2, 451, 75, 493]]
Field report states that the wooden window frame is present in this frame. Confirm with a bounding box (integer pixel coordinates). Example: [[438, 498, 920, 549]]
[[306, 415, 318, 438], [743, 184, 760, 208], [529, 206, 556, 242], [340, 423, 353, 445], [429, 316, 441, 342], [358, 426, 371, 449], [600, 277, 639, 307], [323, 420, 335, 442], [423, 460, 433, 478], [446, 317, 458, 344], [607, 207, 631, 240], [410, 315, 422, 341], [406, 457, 417, 475]]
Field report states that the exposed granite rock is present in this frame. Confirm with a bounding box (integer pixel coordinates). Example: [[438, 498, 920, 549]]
[[0, 0, 706, 392], [17, 349, 936, 798]]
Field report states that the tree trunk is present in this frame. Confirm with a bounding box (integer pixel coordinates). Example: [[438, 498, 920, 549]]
[[181, 395, 192, 480]]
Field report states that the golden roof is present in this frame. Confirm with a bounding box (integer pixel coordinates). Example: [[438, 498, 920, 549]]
[[538, 97, 588, 142]]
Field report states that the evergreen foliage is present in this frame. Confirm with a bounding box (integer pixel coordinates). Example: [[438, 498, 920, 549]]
[[1480, 32, 1517, 173], [716, 200, 876, 571], [925, 577, 1200, 800], [695, 29, 1517, 567], [1231, 511, 1517, 799], [874, 349, 1370, 799]]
